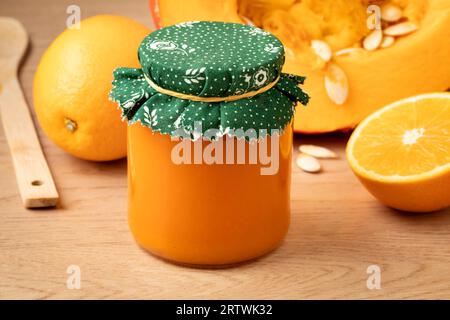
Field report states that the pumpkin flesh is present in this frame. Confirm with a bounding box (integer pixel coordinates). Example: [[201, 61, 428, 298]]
[[151, 0, 450, 133]]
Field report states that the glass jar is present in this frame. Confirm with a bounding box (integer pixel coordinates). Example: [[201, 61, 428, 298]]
[[110, 21, 308, 266]]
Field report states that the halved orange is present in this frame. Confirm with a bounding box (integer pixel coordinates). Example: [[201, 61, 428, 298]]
[[346, 93, 450, 212]]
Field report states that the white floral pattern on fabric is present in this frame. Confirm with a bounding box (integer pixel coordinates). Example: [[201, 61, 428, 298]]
[[147, 40, 195, 56], [184, 67, 206, 84], [264, 43, 281, 53], [236, 67, 271, 93], [253, 67, 269, 87], [122, 88, 145, 109], [175, 21, 200, 28], [143, 106, 158, 126], [247, 27, 270, 36], [147, 40, 177, 50]]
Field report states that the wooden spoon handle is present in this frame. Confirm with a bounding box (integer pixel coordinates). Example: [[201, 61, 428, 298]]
[[0, 76, 59, 208]]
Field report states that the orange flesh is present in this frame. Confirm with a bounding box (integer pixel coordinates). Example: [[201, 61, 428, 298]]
[[352, 96, 450, 176], [127, 123, 293, 265]]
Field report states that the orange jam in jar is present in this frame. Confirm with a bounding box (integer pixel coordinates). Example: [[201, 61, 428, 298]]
[[128, 123, 294, 265], [110, 22, 308, 266]]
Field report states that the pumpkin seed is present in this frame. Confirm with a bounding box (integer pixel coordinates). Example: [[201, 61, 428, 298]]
[[381, 4, 403, 22], [324, 63, 349, 105], [299, 144, 338, 159], [380, 36, 395, 48], [363, 29, 383, 51], [334, 47, 366, 57], [384, 22, 418, 36], [366, 12, 381, 31], [296, 154, 322, 173], [311, 40, 332, 62], [240, 15, 255, 26], [285, 46, 295, 58]]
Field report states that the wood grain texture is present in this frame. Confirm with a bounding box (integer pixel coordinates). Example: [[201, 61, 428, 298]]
[[0, 0, 449, 300]]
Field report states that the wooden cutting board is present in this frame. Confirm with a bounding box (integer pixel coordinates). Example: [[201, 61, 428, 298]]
[[0, 0, 449, 299]]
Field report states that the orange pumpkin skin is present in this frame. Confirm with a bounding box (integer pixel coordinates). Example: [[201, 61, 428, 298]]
[[150, 0, 450, 134]]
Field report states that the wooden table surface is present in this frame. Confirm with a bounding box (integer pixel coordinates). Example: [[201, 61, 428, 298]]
[[1, 0, 449, 300]]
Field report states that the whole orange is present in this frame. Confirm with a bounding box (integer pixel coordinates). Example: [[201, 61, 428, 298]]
[[33, 15, 150, 161]]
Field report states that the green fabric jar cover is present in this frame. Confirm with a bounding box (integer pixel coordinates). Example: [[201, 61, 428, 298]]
[[110, 21, 309, 140]]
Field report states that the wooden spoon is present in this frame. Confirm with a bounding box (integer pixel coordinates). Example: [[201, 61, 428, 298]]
[[0, 17, 59, 208]]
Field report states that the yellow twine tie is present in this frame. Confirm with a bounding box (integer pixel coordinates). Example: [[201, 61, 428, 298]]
[[143, 73, 280, 103]]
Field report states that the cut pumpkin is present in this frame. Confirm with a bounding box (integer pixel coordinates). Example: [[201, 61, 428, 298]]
[[150, 0, 450, 133]]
